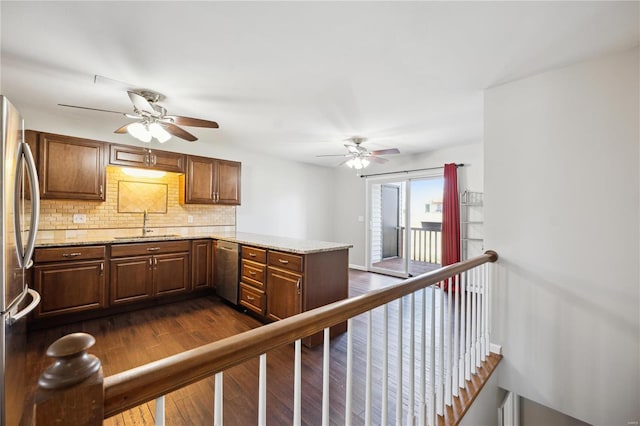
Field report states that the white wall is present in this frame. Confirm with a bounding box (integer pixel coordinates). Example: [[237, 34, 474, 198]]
[[458, 370, 505, 426], [485, 48, 639, 425], [333, 142, 483, 267]]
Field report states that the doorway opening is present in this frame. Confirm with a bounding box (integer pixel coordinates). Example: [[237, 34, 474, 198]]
[[368, 175, 443, 277]]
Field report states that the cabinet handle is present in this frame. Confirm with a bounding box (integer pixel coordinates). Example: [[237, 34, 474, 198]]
[[278, 259, 289, 265], [249, 271, 256, 276], [62, 252, 81, 258], [154, 258, 158, 268], [246, 295, 255, 301], [152, 154, 157, 166], [149, 258, 153, 269], [296, 278, 302, 294], [249, 253, 256, 257], [147, 247, 160, 252], [99, 185, 104, 197], [99, 263, 104, 275]]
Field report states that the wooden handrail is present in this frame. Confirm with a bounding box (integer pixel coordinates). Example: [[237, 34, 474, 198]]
[[102, 250, 497, 418]]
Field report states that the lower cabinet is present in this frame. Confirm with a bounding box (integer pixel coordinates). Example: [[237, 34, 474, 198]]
[[33, 246, 107, 318], [266, 267, 302, 321], [110, 241, 191, 305], [192, 239, 212, 290]]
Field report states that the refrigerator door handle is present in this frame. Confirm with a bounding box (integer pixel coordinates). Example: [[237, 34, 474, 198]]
[[14, 140, 40, 269], [8, 288, 40, 325]]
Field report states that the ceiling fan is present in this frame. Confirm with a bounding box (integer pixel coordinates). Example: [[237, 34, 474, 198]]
[[58, 76, 218, 143], [317, 137, 400, 169]]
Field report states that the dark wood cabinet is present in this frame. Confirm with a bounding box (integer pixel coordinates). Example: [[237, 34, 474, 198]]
[[266, 267, 302, 321], [110, 240, 191, 305], [240, 246, 267, 315], [192, 239, 212, 290], [37, 132, 106, 200], [109, 144, 186, 173], [181, 155, 241, 205], [33, 246, 107, 318]]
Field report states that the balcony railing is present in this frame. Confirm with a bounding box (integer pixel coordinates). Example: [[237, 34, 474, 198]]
[[400, 226, 442, 265], [33, 251, 499, 426]]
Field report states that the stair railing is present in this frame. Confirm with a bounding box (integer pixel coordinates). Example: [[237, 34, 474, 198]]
[[33, 250, 498, 426]]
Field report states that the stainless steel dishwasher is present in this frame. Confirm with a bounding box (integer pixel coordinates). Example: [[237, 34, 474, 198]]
[[214, 240, 239, 304]]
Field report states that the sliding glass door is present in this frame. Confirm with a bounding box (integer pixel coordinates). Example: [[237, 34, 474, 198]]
[[367, 174, 444, 278]]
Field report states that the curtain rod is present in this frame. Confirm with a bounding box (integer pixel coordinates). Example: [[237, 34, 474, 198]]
[[359, 163, 465, 178]]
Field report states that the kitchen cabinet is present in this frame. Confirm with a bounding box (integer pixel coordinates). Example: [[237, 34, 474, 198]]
[[239, 246, 267, 315], [266, 266, 302, 321], [109, 144, 186, 173], [33, 245, 107, 318], [37, 132, 106, 200], [192, 239, 212, 290], [110, 240, 190, 305], [181, 155, 241, 205]]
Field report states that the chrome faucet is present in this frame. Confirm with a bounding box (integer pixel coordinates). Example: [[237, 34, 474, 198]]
[[142, 209, 153, 236]]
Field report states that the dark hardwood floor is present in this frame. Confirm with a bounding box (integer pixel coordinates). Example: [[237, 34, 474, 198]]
[[25, 270, 498, 425]]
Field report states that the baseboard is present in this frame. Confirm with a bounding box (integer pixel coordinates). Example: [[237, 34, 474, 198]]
[[490, 343, 503, 354], [348, 263, 368, 271]]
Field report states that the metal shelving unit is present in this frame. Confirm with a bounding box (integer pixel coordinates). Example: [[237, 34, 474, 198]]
[[460, 190, 484, 260]]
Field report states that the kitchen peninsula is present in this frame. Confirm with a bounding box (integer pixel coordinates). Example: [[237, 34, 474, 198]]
[[32, 232, 351, 346]]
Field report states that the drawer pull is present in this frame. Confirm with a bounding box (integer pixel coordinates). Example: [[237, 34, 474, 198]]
[[61, 252, 81, 258], [249, 253, 256, 257], [246, 295, 255, 301], [147, 247, 160, 252], [249, 271, 256, 276], [278, 259, 289, 264]]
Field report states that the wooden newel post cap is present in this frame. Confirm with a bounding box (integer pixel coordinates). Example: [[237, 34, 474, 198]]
[[38, 332, 102, 390]]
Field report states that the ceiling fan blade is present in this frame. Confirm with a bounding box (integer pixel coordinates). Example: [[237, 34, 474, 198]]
[[58, 104, 130, 116], [368, 156, 389, 164], [128, 91, 159, 116], [160, 123, 197, 142], [114, 123, 131, 134], [164, 115, 219, 128], [94, 74, 137, 90], [371, 148, 400, 155], [316, 154, 350, 158]]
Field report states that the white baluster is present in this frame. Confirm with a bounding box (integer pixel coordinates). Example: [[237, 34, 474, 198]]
[[480, 265, 486, 362], [437, 285, 444, 416], [345, 318, 353, 426], [294, 339, 301, 426], [365, 311, 373, 426], [445, 278, 452, 406], [396, 298, 403, 426], [408, 293, 416, 426], [475, 267, 482, 369], [471, 268, 477, 375], [214, 372, 223, 426], [382, 304, 389, 426], [258, 354, 267, 426], [154, 395, 165, 426], [419, 289, 427, 426], [322, 327, 330, 426], [485, 263, 492, 357], [429, 285, 436, 426], [452, 274, 460, 397], [459, 270, 467, 388], [465, 271, 472, 381]]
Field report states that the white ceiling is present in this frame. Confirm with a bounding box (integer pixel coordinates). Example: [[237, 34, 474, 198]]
[[1, 1, 638, 167]]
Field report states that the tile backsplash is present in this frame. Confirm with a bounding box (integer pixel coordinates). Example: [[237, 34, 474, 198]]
[[38, 166, 236, 231]]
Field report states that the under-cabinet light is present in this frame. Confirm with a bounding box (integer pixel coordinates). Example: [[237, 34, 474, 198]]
[[121, 167, 166, 178]]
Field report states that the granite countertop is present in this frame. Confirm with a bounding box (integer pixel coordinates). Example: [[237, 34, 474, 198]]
[[34, 230, 352, 255]]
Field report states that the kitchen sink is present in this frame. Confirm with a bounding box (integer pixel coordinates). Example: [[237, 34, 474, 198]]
[[113, 234, 181, 240]]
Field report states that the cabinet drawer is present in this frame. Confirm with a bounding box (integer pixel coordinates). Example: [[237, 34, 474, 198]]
[[239, 283, 265, 315], [242, 246, 266, 263], [242, 259, 265, 289], [268, 250, 303, 273], [111, 240, 191, 257], [35, 245, 106, 263]]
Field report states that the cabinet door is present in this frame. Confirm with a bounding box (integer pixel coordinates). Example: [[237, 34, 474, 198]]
[[216, 160, 241, 205], [34, 260, 106, 317], [266, 267, 302, 321], [192, 240, 212, 290], [155, 252, 190, 296], [184, 155, 215, 203], [110, 144, 186, 173], [38, 133, 106, 200], [110, 256, 153, 304]]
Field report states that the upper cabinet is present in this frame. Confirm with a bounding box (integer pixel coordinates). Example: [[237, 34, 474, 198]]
[[181, 155, 241, 205], [109, 144, 186, 173], [37, 132, 106, 201]]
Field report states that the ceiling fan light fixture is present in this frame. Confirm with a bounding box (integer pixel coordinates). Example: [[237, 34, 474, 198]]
[[346, 157, 370, 170], [149, 122, 171, 143], [127, 122, 152, 143]]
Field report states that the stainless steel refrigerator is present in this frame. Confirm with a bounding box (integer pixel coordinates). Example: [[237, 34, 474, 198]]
[[0, 96, 41, 425]]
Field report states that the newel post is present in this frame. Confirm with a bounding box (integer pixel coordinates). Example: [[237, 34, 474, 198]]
[[33, 332, 104, 426]]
